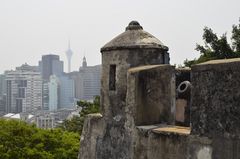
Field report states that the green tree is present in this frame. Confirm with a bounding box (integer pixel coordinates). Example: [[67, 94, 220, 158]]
[[0, 119, 79, 159], [184, 20, 240, 67], [232, 21, 240, 52]]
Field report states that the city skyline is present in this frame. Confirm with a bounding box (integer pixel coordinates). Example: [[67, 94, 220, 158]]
[[0, 54, 101, 114], [0, 52, 91, 74], [0, 0, 239, 73]]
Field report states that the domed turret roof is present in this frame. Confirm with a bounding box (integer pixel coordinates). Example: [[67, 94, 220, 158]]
[[101, 21, 168, 52]]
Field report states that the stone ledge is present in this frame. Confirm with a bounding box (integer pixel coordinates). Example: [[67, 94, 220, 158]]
[[128, 64, 172, 73], [192, 58, 240, 71], [196, 58, 240, 65], [152, 125, 191, 136], [136, 124, 162, 131]]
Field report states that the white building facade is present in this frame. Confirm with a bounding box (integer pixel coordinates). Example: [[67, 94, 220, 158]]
[[6, 68, 42, 113]]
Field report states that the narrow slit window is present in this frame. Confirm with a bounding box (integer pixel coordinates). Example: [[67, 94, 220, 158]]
[[109, 65, 116, 90]]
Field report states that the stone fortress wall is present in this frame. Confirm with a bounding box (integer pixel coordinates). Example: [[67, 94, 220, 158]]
[[78, 21, 240, 159]]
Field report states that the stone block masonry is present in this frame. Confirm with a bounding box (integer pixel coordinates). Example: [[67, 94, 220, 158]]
[[191, 58, 240, 138], [127, 65, 175, 126]]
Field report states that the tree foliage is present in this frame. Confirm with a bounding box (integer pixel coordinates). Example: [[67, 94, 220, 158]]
[[0, 119, 80, 159], [0, 96, 101, 158], [184, 20, 240, 67], [58, 96, 100, 135]]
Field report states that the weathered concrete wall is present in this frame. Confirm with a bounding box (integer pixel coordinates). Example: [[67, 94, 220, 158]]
[[132, 127, 214, 159], [191, 58, 240, 138], [211, 137, 240, 159], [127, 65, 175, 126], [133, 127, 188, 159], [187, 135, 212, 159], [132, 127, 240, 159], [78, 113, 103, 159]]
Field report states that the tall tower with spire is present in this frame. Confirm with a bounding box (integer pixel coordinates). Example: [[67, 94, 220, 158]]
[[82, 56, 87, 68], [65, 40, 73, 73]]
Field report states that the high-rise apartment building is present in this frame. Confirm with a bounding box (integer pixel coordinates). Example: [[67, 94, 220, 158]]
[[5, 65, 42, 113], [39, 54, 63, 81]]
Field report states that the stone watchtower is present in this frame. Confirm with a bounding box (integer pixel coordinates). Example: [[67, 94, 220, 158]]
[[79, 21, 173, 159], [100, 21, 169, 118]]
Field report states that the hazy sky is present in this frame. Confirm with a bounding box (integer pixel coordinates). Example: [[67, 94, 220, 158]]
[[0, 0, 239, 73]]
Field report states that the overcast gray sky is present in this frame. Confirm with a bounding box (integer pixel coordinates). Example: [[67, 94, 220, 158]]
[[0, 0, 239, 73]]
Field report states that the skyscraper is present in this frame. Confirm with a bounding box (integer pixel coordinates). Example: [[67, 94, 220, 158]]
[[5, 65, 42, 113], [39, 54, 63, 81], [65, 41, 73, 73], [43, 74, 74, 111], [58, 75, 75, 109]]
